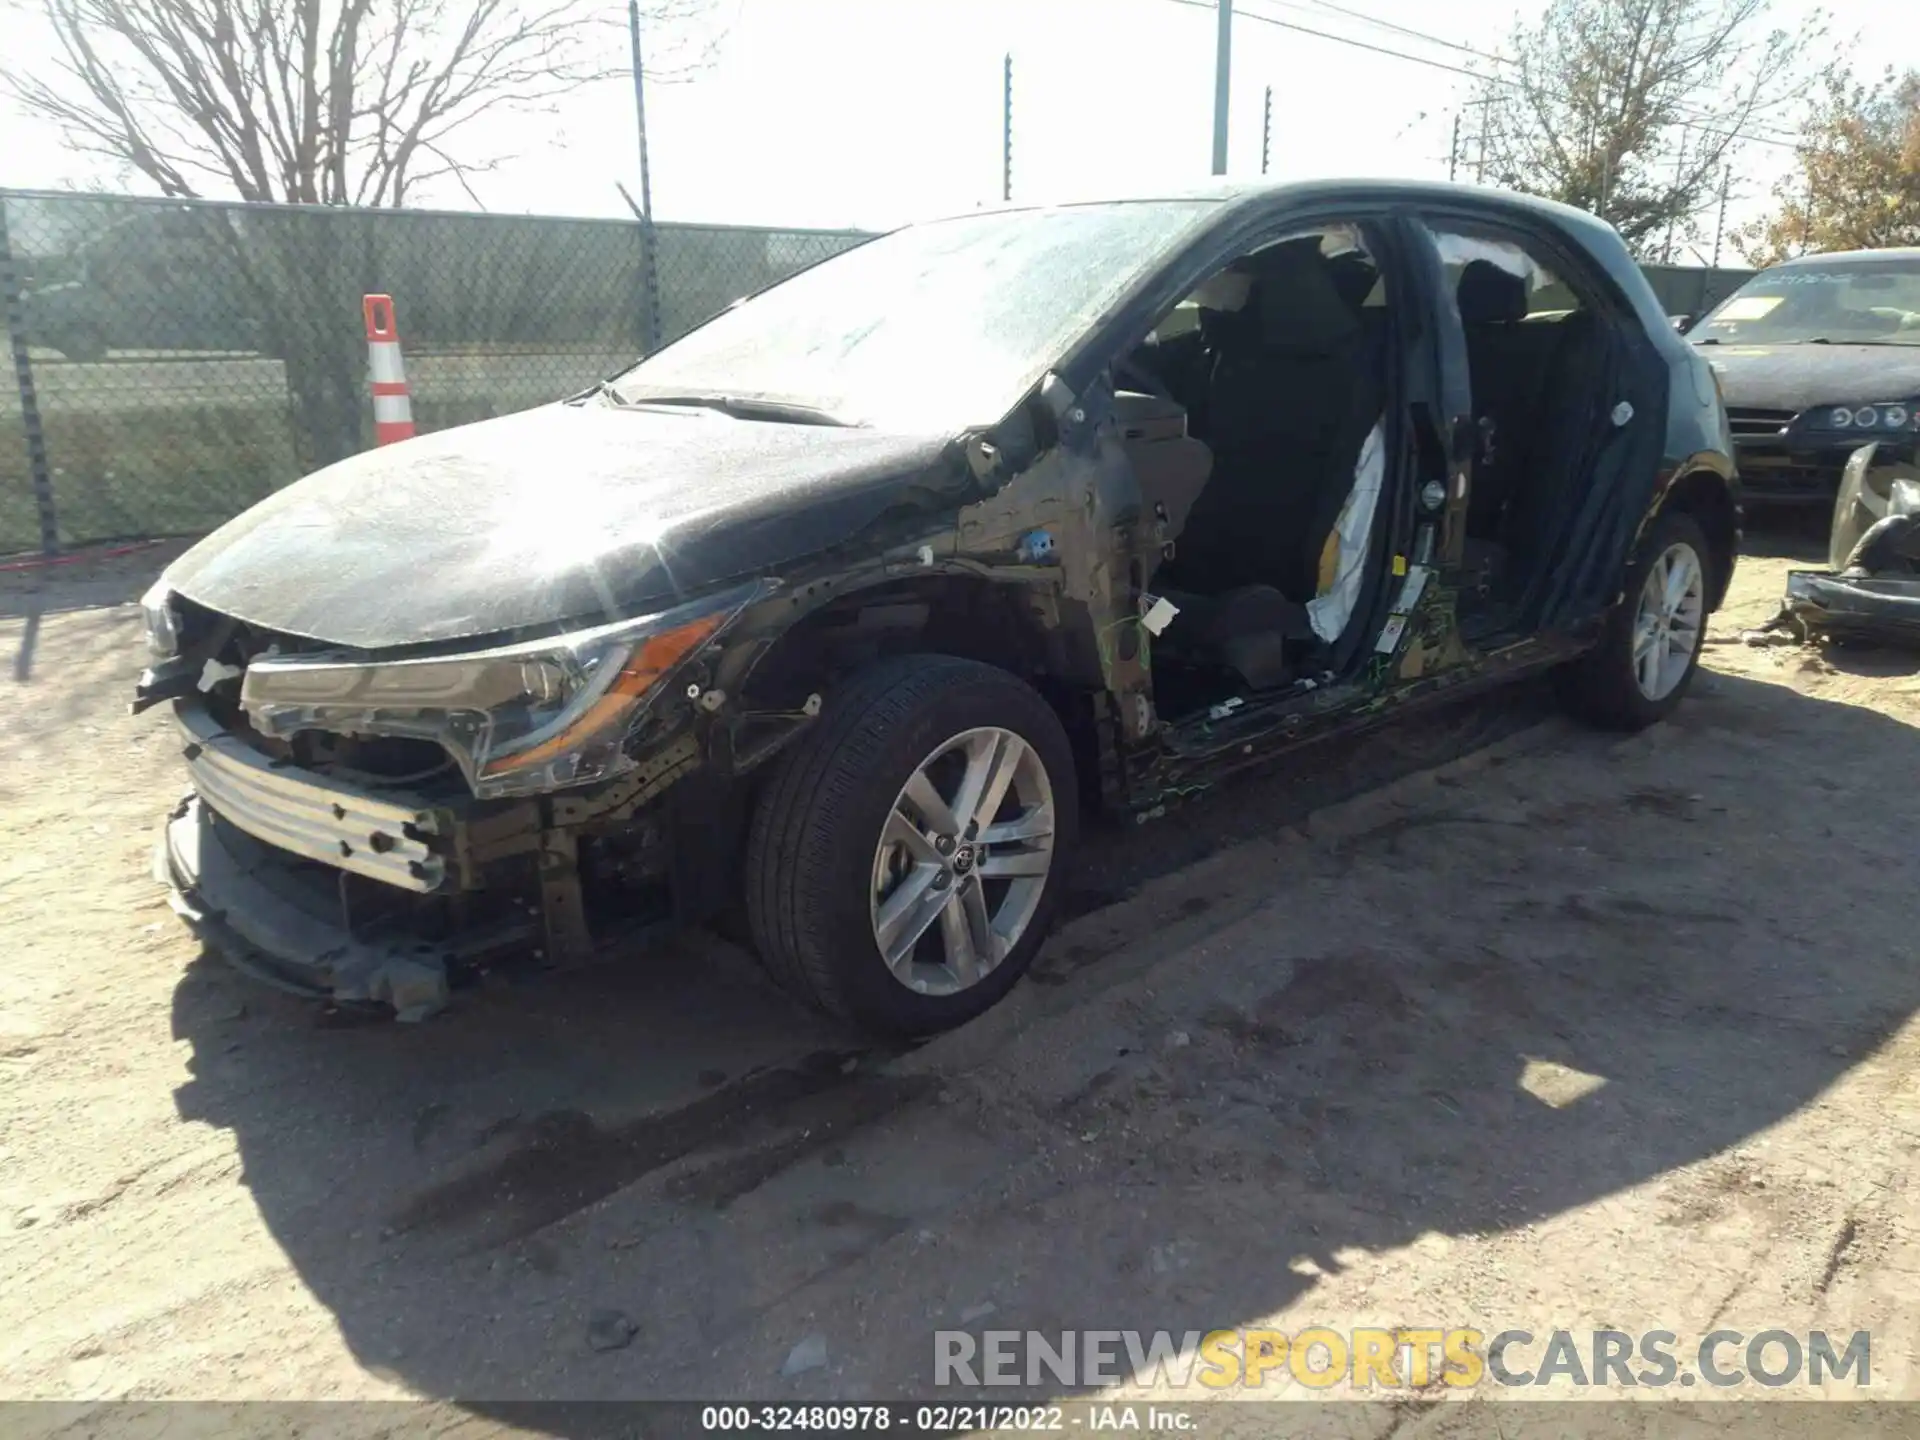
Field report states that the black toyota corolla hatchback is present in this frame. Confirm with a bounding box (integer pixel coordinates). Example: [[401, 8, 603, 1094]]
[[135, 180, 1739, 1037]]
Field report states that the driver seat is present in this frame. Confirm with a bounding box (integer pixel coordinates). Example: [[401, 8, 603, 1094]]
[[1154, 241, 1383, 688], [1162, 240, 1377, 599]]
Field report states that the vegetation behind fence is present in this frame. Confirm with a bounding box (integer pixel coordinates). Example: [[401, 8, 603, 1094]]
[[0, 188, 1754, 554]]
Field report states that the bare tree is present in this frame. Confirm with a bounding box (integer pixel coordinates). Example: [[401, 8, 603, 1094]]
[[3, 0, 716, 208], [2, 0, 718, 472], [1467, 0, 1819, 257], [1738, 65, 1920, 264]]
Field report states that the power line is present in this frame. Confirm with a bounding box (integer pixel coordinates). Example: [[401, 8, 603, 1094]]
[[1160, 0, 1801, 150], [1284, 0, 1800, 142], [1295, 0, 1514, 67], [1163, 0, 1487, 82]]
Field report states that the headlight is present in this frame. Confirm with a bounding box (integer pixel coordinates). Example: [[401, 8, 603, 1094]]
[[139, 578, 180, 659], [1819, 402, 1918, 433], [240, 583, 763, 799]]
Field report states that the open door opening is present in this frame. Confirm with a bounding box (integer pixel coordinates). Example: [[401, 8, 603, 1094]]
[[1435, 229, 1630, 639], [1113, 225, 1402, 722]]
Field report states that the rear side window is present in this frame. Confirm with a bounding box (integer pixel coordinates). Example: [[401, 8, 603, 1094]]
[[1432, 230, 1586, 322]]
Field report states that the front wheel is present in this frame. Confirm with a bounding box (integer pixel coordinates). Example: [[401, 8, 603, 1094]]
[[745, 655, 1078, 1037], [1555, 510, 1712, 731]]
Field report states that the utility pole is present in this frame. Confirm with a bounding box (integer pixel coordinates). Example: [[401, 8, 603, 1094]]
[[1261, 85, 1272, 175], [1002, 53, 1014, 202], [627, 0, 660, 353], [1211, 0, 1232, 175], [1449, 112, 1461, 182], [1711, 164, 1731, 266]]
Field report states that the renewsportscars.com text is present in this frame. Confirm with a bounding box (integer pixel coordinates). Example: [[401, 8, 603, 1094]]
[[933, 1327, 1871, 1390]]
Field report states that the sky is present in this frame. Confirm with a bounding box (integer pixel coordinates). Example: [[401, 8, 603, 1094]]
[[1, 0, 1909, 254]]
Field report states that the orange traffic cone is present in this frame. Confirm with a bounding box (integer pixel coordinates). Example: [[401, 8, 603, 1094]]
[[363, 294, 416, 445]]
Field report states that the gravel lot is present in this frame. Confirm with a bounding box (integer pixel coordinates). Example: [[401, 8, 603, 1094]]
[[3, 524, 1918, 1421]]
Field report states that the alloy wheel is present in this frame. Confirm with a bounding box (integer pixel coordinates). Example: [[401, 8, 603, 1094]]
[[869, 726, 1056, 996], [1630, 541, 1706, 702]]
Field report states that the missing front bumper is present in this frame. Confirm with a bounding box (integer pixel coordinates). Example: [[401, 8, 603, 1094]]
[[151, 698, 705, 1011], [172, 696, 450, 892], [158, 796, 462, 1015]]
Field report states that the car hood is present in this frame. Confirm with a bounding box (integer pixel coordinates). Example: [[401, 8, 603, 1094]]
[[1697, 341, 1920, 413], [164, 401, 961, 650]]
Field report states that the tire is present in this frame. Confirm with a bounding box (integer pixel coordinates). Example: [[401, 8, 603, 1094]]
[[1555, 510, 1713, 731], [745, 654, 1078, 1037]]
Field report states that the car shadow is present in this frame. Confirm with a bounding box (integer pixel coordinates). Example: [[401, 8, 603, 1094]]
[[166, 670, 1920, 1411], [1737, 505, 1829, 564], [0, 539, 192, 621]]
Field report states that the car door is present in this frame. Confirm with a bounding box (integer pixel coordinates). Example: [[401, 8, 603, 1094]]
[[1409, 207, 1670, 640], [1063, 206, 1457, 751], [1041, 201, 1425, 747]]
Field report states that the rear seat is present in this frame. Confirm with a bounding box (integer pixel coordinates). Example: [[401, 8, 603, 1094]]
[[1457, 260, 1563, 540]]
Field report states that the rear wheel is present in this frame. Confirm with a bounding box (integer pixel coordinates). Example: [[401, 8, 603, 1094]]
[[1556, 510, 1711, 730], [745, 655, 1077, 1037]]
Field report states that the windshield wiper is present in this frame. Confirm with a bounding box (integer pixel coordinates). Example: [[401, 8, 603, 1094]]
[[567, 378, 630, 407], [621, 393, 853, 426]]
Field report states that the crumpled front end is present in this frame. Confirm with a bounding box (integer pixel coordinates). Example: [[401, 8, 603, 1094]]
[[138, 581, 768, 1017], [159, 795, 482, 1017], [1775, 440, 1920, 645], [153, 695, 544, 1018]]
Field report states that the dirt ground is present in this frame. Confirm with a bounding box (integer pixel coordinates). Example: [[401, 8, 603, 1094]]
[[4, 522, 1920, 1424]]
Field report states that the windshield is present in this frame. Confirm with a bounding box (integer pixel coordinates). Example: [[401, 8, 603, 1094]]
[[610, 201, 1218, 431], [1694, 259, 1920, 346]]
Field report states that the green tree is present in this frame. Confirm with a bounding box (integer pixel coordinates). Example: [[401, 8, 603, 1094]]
[[1739, 66, 1920, 264]]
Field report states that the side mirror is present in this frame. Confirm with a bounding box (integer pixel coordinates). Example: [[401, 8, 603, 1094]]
[[1670, 314, 1694, 334]]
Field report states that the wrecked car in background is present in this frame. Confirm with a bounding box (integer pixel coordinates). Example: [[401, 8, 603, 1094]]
[[1690, 247, 1920, 504], [1771, 438, 1920, 644], [135, 180, 1738, 1038]]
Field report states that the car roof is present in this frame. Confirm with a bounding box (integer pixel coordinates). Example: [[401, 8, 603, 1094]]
[[940, 177, 1629, 265], [925, 178, 1676, 330], [1770, 247, 1920, 269], [962, 177, 1608, 226]]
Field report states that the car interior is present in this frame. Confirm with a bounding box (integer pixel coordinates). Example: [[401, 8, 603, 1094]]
[[1443, 233, 1613, 638], [1113, 228, 1394, 720], [1109, 224, 1619, 721]]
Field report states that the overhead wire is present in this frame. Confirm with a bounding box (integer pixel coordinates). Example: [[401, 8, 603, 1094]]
[[1157, 0, 1803, 150]]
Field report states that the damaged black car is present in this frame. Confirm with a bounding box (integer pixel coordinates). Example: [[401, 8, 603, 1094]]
[[1690, 247, 1920, 503], [135, 181, 1739, 1037]]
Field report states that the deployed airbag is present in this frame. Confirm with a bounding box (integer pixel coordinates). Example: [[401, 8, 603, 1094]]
[[1307, 419, 1386, 642]]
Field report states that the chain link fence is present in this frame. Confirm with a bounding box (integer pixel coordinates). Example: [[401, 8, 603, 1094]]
[[0, 189, 868, 553], [0, 188, 1759, 556]]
